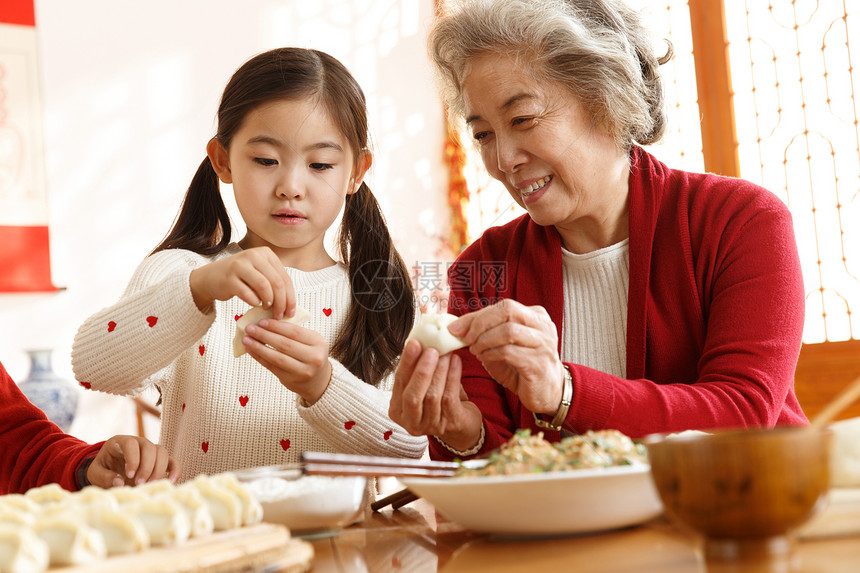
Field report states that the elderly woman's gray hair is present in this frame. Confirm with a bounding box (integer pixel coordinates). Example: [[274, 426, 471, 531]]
[[428, 0, 672, 149]]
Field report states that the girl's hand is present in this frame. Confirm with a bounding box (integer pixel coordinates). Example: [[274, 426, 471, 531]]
[[389, 340, 483, 450], [87, 435, 180, 488], [449, 299, 566, 416], [189, 247, 297, 320], [244, 320, 332, 404]]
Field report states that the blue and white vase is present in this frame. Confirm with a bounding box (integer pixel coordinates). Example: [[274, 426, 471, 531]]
[[19, 349, 79, 432]]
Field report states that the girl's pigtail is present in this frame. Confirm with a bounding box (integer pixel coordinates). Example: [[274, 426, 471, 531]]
[[152, 157, 232, 255], [331, 182, 415, 386]]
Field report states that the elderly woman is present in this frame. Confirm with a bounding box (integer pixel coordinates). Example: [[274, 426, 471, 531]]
[[389, 0, 807, 459]]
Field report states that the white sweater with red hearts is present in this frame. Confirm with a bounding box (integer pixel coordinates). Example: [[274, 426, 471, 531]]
[[71, 244, 426, 481]]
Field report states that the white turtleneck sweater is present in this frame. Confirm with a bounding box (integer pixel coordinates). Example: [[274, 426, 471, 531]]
[[71, 243, 426, 481], [560, 239, 630, 380]]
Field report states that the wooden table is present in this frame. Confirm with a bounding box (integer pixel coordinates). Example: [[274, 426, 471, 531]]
[[306, 499, 860, 573]]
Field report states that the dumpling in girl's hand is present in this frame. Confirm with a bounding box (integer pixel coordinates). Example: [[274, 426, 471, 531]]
[[233, 305, 312, 357], [406, 313, 467, 355]]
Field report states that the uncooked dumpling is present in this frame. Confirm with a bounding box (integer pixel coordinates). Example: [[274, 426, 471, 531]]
[[125, 498, 190, 547], [24, 484, 69, 506], [31, 513, 106, 567], [86, 507, 150, 555], [211, 473, 263, 526], [0, 524, 49, 573], [183, 476, 242, 531], [406, 313, 467, 355], [233, 305, 312, 357], [160, 487, 214, 537], [829, 416, 860, 487]]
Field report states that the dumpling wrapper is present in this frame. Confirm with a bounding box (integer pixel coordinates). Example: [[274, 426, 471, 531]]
[[233, 305, 312, 357], [32, 513, 106, 567], [0, 524, 49, 573], [406, 313, 467, 355]]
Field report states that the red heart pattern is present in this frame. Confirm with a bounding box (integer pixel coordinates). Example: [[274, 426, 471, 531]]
[[280, 439, 291, 451], [201, 442, 209, 453], [198, 345, 205, 356], [239, 395, 249, 407], [107, 321, 117, 332], [80, 381, 92, 389], [383, 430, 393, 440], [146, 316, 158, 328], [234, 314, 243, 321], [344, 420, 356, 430], [322, 308, 332, 317]]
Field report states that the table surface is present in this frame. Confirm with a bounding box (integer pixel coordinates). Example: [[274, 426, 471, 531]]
[[305, 498, 860, 573]]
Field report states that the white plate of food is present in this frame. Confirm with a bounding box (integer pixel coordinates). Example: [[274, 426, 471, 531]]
[[400, 430, 663, 537]]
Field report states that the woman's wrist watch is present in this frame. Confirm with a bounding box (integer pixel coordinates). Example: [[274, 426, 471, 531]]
[[533, 364, 573, 431]]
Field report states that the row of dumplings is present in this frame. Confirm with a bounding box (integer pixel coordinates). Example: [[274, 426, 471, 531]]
[[0, 473, 263, 573]]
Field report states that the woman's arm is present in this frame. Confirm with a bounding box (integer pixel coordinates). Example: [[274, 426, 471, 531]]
[[0, 362, 101, 494]]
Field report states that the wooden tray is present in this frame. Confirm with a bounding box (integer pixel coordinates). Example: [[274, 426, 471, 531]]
[[53, 523, 313, 573]]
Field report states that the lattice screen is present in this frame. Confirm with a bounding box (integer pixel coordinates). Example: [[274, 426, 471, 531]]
[[725, 1, 859, 342]]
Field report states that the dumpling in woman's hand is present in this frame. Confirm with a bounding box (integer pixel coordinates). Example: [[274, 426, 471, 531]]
[[233, 305, 312, 357], [406, 313, 467, 355]]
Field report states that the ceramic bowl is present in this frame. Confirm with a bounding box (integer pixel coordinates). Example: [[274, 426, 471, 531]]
[[643, 426, 831, 559]]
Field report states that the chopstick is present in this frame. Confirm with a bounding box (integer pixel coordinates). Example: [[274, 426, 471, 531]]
[[300, 451, 461, 478], [371, 487, 419, 512]]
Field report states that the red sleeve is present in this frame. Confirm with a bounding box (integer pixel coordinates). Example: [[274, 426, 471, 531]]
[[0, 362, 103, 494], [570, 187, 807, 437]]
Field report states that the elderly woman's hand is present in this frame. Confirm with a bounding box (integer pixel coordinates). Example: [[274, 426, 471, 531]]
[[449, 299, 566, 417], [389, 339, 484, 451]]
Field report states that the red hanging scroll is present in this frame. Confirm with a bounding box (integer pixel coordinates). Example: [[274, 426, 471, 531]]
[[0, 0, 58, 292]]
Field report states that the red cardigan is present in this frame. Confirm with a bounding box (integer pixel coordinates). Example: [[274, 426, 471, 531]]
[[432, 147, 807, 460], [0, 361, 102, 494]]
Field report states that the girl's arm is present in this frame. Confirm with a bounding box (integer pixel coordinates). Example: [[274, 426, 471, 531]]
[[71, 249, 215, 396], [296, 358, 427, 459]]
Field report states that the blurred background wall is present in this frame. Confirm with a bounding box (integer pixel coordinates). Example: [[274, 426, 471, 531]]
[[0, 0, 450, 442]]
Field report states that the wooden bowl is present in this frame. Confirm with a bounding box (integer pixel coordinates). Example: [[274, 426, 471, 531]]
[[643, 426, 831, 560]]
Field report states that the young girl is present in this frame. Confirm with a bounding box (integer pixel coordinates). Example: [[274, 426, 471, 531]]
[[71, 48, 426, 480]]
